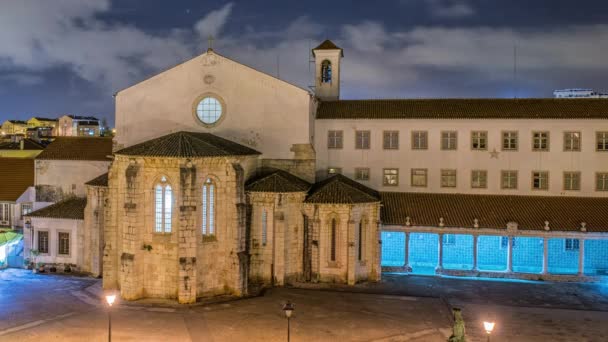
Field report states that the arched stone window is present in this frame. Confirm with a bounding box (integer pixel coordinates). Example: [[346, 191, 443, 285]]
[[330, 218, 337, 261], [321, 60, 332, 83], [261, 209, 268, 246], [155, 176, 172, 233], [202, 178, 215, 236]]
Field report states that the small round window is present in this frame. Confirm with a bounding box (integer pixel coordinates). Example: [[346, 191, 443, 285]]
[[196, 97, 223, 124]]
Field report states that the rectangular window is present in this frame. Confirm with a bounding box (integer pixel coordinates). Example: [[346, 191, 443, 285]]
[[443, 234, 456, 245], [441, 169, 457, 188], [411, 169, 428, 187], [532, 171, 549, 190], [355, 130, 371, 149], [597, 173, 608, 191], [501, 170, 518, 189], [471, 170, 488, 188], [564, 132, 581, 151], [565, 238, 580, 251], [502, 131, 518, 150], [471, 131, 487, 150], [597, 132, 608, 151], [0, 203, 10, 223], [383, 131, 399, 150], [327, 167, 342, 176], [355, 168, 370, 181], [261, 209, 267, 246], [383, 168, 399, 186], [441, 131, 457, 150], [21, 203, 32, 220], [563, 172, 581, 191], [37, 231, 49, 254], [327, 130, 343, 149], [358, 221, 364, 261], [532, 131, 550, 151], [412, 131, 428, 150], [58, 232, 70, 255]]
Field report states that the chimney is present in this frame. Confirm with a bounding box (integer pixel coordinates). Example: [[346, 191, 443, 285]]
[[20, 139, 24, 150]]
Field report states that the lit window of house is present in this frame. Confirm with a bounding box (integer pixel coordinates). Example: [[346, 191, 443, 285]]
[[502, 170, 518, 189], [383, 168, 399, 186], [597, 132, 608, 151], [58, 232, 70, 255], [38, 231, 49, 254]]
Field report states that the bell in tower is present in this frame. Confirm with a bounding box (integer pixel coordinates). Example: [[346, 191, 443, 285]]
[[312, 40, 343, 101]]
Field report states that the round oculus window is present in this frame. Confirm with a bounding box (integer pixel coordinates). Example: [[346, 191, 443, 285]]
[[196, 97, 223, 125]]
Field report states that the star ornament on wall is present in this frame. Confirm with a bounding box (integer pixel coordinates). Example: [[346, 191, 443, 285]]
[[489, 148, 500, 159]]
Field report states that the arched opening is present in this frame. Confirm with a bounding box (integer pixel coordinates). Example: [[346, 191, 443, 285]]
[[321, 60, 332, 83], [154, 176, 172, 233], [330, 218, 337, 261], [202, 178, 215, 236]]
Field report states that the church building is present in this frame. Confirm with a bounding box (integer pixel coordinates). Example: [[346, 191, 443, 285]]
[[24, 40, 608, 304]]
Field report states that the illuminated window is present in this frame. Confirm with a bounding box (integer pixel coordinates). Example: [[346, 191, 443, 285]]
[[327, 167, 342, 176], [202, 178, 215, 236], [383, 168, 399, 186], [321, 60, 332, 83], [196, 97, 223, 125], [155, 176, 172, 233]]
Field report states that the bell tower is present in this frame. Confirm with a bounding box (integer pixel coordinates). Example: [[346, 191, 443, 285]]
[[312, 40, 343, 101]]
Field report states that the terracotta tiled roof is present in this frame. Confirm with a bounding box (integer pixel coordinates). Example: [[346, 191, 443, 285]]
[[0, 158, 34, 201], [27, 197, 87, 220], [316, 98, 608, 120], [312, 40, 344, 57], [36, 137, 113, 161], [246, 169, 310, 193], [381, 192, 608, 232], [115, 131, 261, 158], [306, 174, 380, 204], [85, 172, 108, 187], [0, 139, 45, 150]]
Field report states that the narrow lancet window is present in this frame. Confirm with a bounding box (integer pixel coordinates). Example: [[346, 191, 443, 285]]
[[155, 176, 172, 233], [321, 60, 332, 83], [202, 178, 215, 236], [330, 218, 337, 261]]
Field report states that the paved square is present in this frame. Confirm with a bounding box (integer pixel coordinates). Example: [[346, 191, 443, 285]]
[[1, 269, 608, 341]]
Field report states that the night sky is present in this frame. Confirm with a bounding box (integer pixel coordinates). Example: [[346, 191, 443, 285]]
[[1, 0, 608, 126]]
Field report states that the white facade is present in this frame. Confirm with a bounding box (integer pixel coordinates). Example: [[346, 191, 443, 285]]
[[315, 119, 608, 196], [35, 160, 110, 201], [114, 51, 313, 160], [24, 217, 82, 266], [554, 89, 608, 98]]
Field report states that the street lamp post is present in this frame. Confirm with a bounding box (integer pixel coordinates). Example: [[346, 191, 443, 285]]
[[105, 294, 116, 342], [282, 301, 295, 342], [483, 321, 495, 342]]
